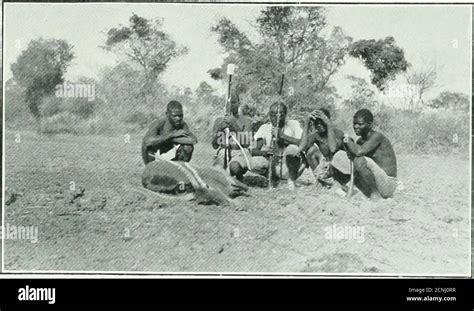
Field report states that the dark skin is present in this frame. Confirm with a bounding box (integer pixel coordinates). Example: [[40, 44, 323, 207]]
[[251, 107, 301, 157], [142, 107, 197, 164], [344, 115, 397, 197], [212, 102, 253, 180], [251, 105, 302, 182], [299, 110, 344, 168], [212, 103, 252, 150]]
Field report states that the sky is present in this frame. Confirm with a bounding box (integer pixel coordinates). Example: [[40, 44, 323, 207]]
[[3, 3, 472, 101]]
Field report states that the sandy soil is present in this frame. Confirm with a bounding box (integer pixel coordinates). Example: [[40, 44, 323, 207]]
[[3, 131, 471, 275]]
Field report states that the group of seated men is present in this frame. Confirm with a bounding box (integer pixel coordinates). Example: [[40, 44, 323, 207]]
[[141, 96, 398, 200]]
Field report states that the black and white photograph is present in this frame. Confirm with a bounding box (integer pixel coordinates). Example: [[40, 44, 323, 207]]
[[1, 2, 471, 276]]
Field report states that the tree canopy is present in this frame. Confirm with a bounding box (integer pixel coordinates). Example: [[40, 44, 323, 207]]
[[103, 13, 188, 97], [349, 37, 409, 91], [210, 7, 352, 118], [11, 38, 74, 119]]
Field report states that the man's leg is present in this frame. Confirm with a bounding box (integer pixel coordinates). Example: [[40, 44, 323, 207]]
[[175, 144, 194, 162], [249, 156, 269, 177], [284, 145, 304, 189], [364, 157, 398, 199], [306, 144, 322, 171], [229, 161, 247, 181], [353, 156, 378, 198]]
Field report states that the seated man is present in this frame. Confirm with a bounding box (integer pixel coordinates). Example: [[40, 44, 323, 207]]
[[298, 108, 346, 187], [335, 109, 398, 199], [212, 94, 254, 181], [141, 100, 198, 164], [251, 101, 305, 190]]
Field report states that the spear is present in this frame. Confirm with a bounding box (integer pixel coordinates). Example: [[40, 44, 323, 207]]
[[343, 134, 355, 198], [268, 74, 285, 189], [223, 64, 235, 170]]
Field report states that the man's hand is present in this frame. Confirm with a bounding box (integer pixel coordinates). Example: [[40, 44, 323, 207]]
[[271, 127, 282, 139], [219, 114, 236, 131], [171, 129, 189, 138], [343, 133, 350, 144], [343, 134, 355, 159], [311, 110, 331, 125], [346, 150, 355, 160]]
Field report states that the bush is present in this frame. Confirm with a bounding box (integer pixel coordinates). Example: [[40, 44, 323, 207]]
[[332, 106, 469, 155], [39, 112, 81, 135], [40, 96, 63, 117], [123, 111, 157, 130], [65, 97, 97, 119]]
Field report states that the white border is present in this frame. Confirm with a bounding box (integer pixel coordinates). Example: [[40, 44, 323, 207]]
[[1, 1, 472, 278]]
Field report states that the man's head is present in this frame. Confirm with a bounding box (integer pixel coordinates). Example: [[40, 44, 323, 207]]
[[269, 101, 287, 128], [240, 104, 253, 117], [166, 100, 184, 128], [313, 108, 331, 134], [353, 108, 374, 136]]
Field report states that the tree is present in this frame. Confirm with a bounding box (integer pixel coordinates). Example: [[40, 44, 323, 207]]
[[98, 62, 170, 130], [210, 7, 351, 117], [349, 37, 409, 91], [341, 75, 377, 111], [195, 81, 223, 108], [4, 79, 31, 126], [196, 81, 215, 98], [10, 38, 74, 120], [428, 91, 469, 112], [103, 13, 187, 102], [404, 64, 438, 110]]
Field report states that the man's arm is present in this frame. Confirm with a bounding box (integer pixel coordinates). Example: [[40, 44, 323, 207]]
[[211, 116, 244, 149], [298, 117, 313, 152], [250, 138, 270, 157], [211, 118, 222, 150], [280, 132, 301, 146], [277, 120, 302, 146], [142, 119, 170, 164], [172, 122, 197, 145], [345, 132, 382, 157], [237, 117, 254, 148], [311, 110, 340, 153], [327, 124, 338, 153], [330, 128, 345, 154], [142, 119, 174, 149]]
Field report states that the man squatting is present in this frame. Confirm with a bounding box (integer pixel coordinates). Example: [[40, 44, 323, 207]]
[[143, 98, 397, 200]]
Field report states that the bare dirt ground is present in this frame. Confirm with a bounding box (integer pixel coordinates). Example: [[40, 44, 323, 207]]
[[3, 130, 471, 275]]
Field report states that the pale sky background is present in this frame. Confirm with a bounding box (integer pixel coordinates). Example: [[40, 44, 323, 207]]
[[3, 3, 472, 101]]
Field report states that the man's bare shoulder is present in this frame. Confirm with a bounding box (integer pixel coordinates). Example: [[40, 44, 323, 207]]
[[149, 118, 167, 129], [375, 131, 394, 145], [239, 115, 254, 128], [361, 131, 391, 146], [373, 130, 390, 141], [239, 115, 253, 123]]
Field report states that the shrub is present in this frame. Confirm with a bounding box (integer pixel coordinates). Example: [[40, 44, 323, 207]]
[[65, 97, 97, 119], [39, 112, 81, 135]]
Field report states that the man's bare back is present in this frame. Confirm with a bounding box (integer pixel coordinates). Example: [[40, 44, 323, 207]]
[[356, 131, 397, 177]]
